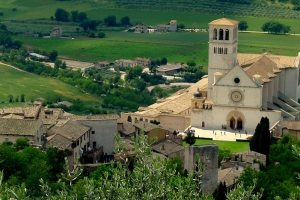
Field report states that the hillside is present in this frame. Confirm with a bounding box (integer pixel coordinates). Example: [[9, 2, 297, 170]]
[[0, 63, 102, 108]]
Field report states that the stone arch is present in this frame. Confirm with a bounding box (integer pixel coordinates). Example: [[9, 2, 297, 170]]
[[202, 121, 205, 127], [219, 29, 224, 40], [135, 118, 138, 123], [145, 119, 148, 122], [127, 115, 132, 122], [225, 29, 229, 40], [195, 102, 198, 108], [226, 110, 245, 130], [213, 28, 217, 40]]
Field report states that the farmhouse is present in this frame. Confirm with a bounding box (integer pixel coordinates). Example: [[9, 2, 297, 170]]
[[134, 57, 151, 67], [114, 59, 137, 68], [29, 53, 49, 61], [135, 25, 148, 33], [156, 63, 186, 75], [96, 61, 110, 69], [50, 27, 62, 38], [122, 18, 300, 137]]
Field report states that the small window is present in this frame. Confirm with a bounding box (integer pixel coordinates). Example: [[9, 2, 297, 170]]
[[234, 77, 240, 84], [224, 48, 228, 54], [225, 29, 229, 40], [93, 141, 97, 148], [219, 29, 224, 40], [92, 131, 95, 134], [213, 28, 217, 40], [77, 140, 79, 146]]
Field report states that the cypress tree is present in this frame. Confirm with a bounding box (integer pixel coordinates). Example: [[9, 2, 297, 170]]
[[259, 117, 270, 164], [250, 118, 263, 152]]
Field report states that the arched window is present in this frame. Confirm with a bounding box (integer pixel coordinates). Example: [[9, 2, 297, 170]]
[[127, 116, 132, 122], [145, 119, 148, 122], [195, 102, 198, 108], [202, 121, 205, 127], [213, 28, 217, 40], [219, 29, 224, 40], [225, 29, 229, 40]]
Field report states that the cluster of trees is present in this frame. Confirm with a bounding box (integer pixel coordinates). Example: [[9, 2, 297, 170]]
[[250, 117, 270, 163], [125, 66, 166, 91], [182, 66, 206, 83], [238, 20, 248, 31], [261, 21, 291, 34], [8, 94, 25, 103], [0, 138, 66, 197], [216, 0, 253, 4], [240, 135, 300, 199]]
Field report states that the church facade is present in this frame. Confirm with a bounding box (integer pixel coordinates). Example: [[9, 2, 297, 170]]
[[191, 18, 300, 134]]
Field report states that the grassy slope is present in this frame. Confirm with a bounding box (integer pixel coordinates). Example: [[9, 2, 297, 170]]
[[0, 64, 102, 107]]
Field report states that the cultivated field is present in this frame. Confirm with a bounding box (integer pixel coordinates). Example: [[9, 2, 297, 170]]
[[15, 31, 300, 68], [1, 0, 300, 33], [0, 63, 102, 108]]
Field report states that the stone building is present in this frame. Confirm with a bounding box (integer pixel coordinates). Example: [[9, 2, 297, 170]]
[[184, 144, 218, 194]]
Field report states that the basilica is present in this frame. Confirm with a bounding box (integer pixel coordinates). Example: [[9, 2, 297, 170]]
[[121, 18, 300, 135]]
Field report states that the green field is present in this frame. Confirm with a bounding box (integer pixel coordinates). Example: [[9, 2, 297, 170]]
[[15, 31, 300, 67], [1, 0, 300, 33], [0, 63, 102, 107], [185, 139, 250, 153]]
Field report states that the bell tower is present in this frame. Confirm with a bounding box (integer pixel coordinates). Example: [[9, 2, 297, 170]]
[[207, 18, 239, 100]]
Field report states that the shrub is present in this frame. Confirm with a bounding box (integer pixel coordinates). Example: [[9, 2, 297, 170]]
[[98, 32, 105, 38]]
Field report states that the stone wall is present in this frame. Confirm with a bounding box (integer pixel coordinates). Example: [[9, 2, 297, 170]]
[[184, 144, 218, 194]]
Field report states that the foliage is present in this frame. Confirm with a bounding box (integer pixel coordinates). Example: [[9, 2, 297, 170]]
[[226, 179, 263, 200], [121, 16, 131, 26], [238, 20, 248, 31], [218, 148, 232, 167], [104, 15, 117, 26], [184, 127, 196, 146], [54, 8, 69, 22], [250, 117, 270, 164], [14, 138, 29, 151], [261, 21, 291, 34], [98, 32, 106, 38], [161, 57, 167, 65], [240, 135, 300, 199], [49, 50, 58, 61], [187, 60, 196, 66], [213, 181, 227, 200]]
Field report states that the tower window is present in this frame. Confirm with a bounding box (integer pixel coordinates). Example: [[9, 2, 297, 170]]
[[224, 48, 228, 54], [225, 29, 229, 40], [213, 28, 217, 40], [214, 47, 217, 54], [219, 29, 224, 40]]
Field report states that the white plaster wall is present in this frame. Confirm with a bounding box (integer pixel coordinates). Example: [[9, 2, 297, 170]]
[[159, 115, 188, 132], [262, 84, 268, 110], [75, 120, 117, 155], [285, 68, 298, 101], [279, 70, 285, 94], [213, 85, 262, 109], [268, 81, 274, 103], [192, 106, 281, 133]]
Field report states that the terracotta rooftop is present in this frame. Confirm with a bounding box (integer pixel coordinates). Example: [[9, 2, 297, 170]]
[[38, 107, 63, 125], [70, 114, 119, 121], [47, 133, 73, 149], [119, 122, 135, 136], [209, 18, 239, 26], [0, 119, 42, 136], [283, 120, 300, 130], [151, 139, 184, 156], [133, 121, 164, 133], [156, 64, 183, 72], [48, 120, 90, 141], [132, 76, 208, 117], [0, 106, 41, 119], [218, 168, 241, 187]]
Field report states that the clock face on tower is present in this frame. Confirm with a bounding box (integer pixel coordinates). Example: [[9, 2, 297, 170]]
[[230, 90, 243, 103]]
